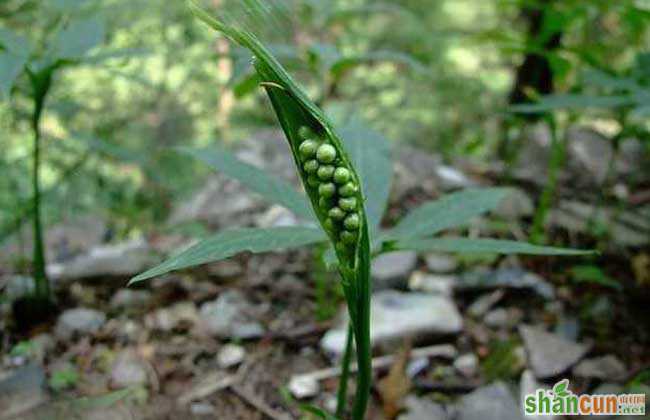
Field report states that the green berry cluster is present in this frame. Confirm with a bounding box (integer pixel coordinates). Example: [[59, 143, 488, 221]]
[[297, 126, 360, 250]]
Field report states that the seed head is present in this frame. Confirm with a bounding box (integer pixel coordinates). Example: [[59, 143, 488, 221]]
[[333, 167, 351, 184], [316, 144, 337, 163], [343, 213, 360, 230], [338, 182, 358, 197], [318, 182, 336, 198], [298, 126, 316, 139], [303, 159, 319, 174], [328, 207, 346, 220], [299, 140, 318, 159], [307, 175, 320, 188], [339, 197, 357, 211], [317, 165, 335, 181]]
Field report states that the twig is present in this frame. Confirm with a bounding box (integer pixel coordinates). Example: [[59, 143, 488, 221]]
[[231, 384, 291, 420]]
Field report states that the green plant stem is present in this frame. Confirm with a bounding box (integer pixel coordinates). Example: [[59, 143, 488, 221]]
[[349, 258, 371, 420], [530, 115, 564, 244], [336, 322, 354, 418], [29, 70, 53, 301]]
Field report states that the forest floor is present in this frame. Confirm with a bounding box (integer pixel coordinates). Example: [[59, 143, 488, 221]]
[[1, 128, 649, 420]]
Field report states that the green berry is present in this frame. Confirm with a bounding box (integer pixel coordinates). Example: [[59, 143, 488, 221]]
[[324, 218, 337, 232], [340, 230, 357, 245], [304, 159, 319, 174], [328, 207, 346, 220], [335, 242, 348, 253], [298, 126, 316, 139], [339, 197, 357, 211], [343, 213, 360, 230], [317, 165, 335, 181], [307, 175, 320, 188], [318, 182, 336, 198], [338, 182, 358, 197], [319, 196, 334, 209], [299, 140, 318, 159], [333, 167, 351, 184], [316, 144, 337, 163]]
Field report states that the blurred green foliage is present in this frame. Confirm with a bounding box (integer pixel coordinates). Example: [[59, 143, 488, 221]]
[[0, 0, 648, 251]]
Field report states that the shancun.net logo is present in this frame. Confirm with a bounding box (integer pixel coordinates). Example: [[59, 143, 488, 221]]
[[524, 379, 646, 416]]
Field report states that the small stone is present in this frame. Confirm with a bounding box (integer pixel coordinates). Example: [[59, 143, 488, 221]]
[[424, 253, 458, 273], [458, 268, 555, 300], [456, 382, 521, 420], [484, 308, 518, 329], [519, 325, 590, 379], [520, 370, 556, 420], [200, 290, 265, 339], [573, 355, 626, 381], [288, 375, 319, 399], [110, 289, 151, 309], [398, 395, 448, 420], [110, 351, 148, 388], [190, 402, 216, 415], [0, 364, 48, 418], [453, 353, 479, 378], [467, 290, 505, 317], [217, 344, 246, 368], [55, 308, 106, 340], [321, 291, 462, 355], [408, 271, 456, 296], [146, 301, 198, 332], [372, 251, 418, 289]]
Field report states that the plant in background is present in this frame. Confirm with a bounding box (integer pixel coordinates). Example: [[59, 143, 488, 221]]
[[0, 13, 105, 319], [131, 2, 591, 418]]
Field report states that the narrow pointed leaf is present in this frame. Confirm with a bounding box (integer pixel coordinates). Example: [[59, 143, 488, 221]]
[[339, 121, 392, 240], [178, 146, 314, 221], [395, 237, 595, 256], [130, 226, 326, 284], [385, 188, 510, 240]]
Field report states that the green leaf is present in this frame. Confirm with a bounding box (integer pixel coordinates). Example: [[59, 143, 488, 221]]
[[385, 188, 510, 240], [509, 93, 635, 113], [50, 17, 105, 60], [300, 403, 340, 420], [553, 379, 570, 397], [570, 265, 622, 291], [339, 120, 392, 241], [130, 226, 325, 283], [395, 237, 595, 256], [0, 52, 27, 99], [177, 146, 314, 221]]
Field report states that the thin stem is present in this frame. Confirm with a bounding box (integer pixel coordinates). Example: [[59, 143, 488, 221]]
[[530, 115, 564, 244], [30, 71, 52, 301], [336, 322, 354, 418]]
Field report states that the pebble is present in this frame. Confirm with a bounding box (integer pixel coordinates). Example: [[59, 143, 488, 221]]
[[408, 271, 456, 296], [55, 308, 106, 340], [372, 251, 418, 289], [110, 351, 149, 388], [217, 344, 246, 368], [424, 253, 458, 273], [519, 325, 589, 379], [453, 354, 479, 378]]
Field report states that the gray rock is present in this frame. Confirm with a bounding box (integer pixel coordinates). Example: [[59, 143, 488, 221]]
[[110, 289, 151, 309], [593, 382, 624, 395], [566, 127, 613, 184], [372, 251, 418, 289], [200, 290, 265, 339], [408, 271, 456, 296], [321, 291, 462, 355], [255, 205, 299, 228], [495, 188, 534, 219], [435, 165, 476, 190], [467, 290, 505, 317], [484, 308, 523, 329], [458, 268, 554, 300], [519, 325, 589, 379], [456, 382, 522, 420], [288, 375, 319, 399], [217, 344, 246, 368], [573, 355, 626, 381], [0, 364, 48, 419], [55, 308, 106, 340], [2, 276, 36, 302], [110, 351, 148, 388], [424, 253, 458, 273], [398, 395, 448, 420], [47, 238, 158, 281], [453, 353, 479, 378], [519, 370, 556, 420], [146, 301, 198, 332], [548, 200, 650, 247]]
